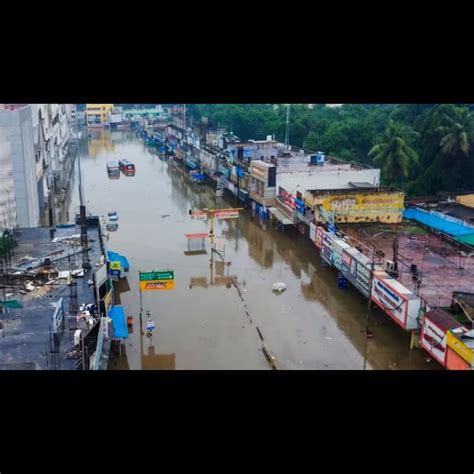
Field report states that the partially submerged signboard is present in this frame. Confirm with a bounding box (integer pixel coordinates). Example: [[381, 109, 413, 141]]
[[371, 271, 421, 331], [421, 309, 465, 367], [139, 270, 175, 291]]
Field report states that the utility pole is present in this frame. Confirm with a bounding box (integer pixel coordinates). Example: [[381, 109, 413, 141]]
[[285, 104, 291, 148], [363, 243, 376, 370], [77, 143, 90, 270]]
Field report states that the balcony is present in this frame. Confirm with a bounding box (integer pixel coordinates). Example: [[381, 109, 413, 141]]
[[250, 191, 275, 207]]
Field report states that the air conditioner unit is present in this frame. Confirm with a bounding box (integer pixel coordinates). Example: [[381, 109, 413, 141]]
[[385, 260, 396, 272]]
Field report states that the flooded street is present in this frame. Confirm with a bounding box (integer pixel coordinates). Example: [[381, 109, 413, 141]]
[[65, 130, 438, 370]]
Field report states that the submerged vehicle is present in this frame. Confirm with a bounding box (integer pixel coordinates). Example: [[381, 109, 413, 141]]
[[107, 160, 120, 179], [119, 159, 135, 176], [108, 211, 118, 221], [106, 223, 119, 232]]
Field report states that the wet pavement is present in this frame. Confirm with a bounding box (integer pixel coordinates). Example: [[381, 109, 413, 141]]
[[64, 130, 439, 370]]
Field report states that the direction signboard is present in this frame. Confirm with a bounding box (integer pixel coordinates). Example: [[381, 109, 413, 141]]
[[139, 270, 175, 291], [191, 210, 208, 220], [215, 210, 239, 220]]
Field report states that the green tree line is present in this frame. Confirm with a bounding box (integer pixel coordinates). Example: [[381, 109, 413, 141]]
[[187, 104, 474, 197]]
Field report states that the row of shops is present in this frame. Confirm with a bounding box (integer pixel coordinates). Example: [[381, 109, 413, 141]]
[[140, 120, 474, 370]]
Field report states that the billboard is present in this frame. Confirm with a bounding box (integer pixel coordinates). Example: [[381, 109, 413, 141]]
[[319, 191, 404, 223], [421, 316, 449, 366], [371, 273, 421, 330]]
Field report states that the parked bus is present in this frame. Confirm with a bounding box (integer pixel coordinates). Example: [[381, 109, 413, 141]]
[[119, 159, 135, 176], [107, 160, 120, 179]]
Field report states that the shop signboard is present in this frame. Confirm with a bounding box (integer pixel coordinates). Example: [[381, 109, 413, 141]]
[[421, 316, 450, 366], [321, 230, 335, 266], [295, 198, 305, 217], [315, 226, 324, 249], [309, 222, 317, 243], [446, 347, 470, 370], [331, 239, 351, 272], [446, 330, 473, 366], [104, 290, 113, 311], [110, 261, 121, 271], [371, 272, 421, 330], [109, 269, 121, 280]]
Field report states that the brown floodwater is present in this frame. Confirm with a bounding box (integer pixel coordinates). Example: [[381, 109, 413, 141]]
[[65, 129, 439, 370]]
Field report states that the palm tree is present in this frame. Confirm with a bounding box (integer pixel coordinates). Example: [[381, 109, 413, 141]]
[[435, 106, 474, 160], [369, 121, 419, 185]]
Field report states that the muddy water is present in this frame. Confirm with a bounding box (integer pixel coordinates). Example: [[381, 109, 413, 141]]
[[66, 130, 438, 370]]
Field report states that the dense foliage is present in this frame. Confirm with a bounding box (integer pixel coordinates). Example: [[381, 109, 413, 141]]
[[188, 104, 474, 196]]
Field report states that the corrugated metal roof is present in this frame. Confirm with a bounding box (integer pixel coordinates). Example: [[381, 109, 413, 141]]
[[425, 308, 463, 331]]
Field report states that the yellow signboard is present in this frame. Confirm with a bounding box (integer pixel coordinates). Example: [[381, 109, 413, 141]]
[[447, 331, 473, 365], [110, 261, 121, 270], [140, 280, 175, 291], [317, 191, 405, 223], [104, 290, 113, 310]]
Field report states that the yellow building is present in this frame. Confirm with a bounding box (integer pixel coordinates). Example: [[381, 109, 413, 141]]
[[86, 104, 113, 127], [305, 188, 405, 224], [456, 193, 474, 209]]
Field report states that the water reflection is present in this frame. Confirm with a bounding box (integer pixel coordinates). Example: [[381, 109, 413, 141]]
[[65, 130, 439, 370]]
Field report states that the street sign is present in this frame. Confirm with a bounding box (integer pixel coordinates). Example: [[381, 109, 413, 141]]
[[191, 210, 208, 220], [140, 280, 175, 291], [140, 271, 174, 281], [215, 209, 239, 220], [146, 319, 156, 332], [139, 270, 175, 291]]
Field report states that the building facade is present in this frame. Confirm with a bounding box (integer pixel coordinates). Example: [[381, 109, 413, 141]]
[[86, 104, 113, 128], [0, 105, 41, 228]]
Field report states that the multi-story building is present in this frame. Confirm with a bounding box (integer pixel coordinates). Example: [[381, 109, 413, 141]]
[[0, 104, 75, 230], [227, 137, 278, 163], [86, 104, 113, 128], [0, 105, 41, 228]]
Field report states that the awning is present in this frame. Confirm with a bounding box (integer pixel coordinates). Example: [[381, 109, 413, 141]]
[[107, 305, 128, 339], [269, 207, 294, 225], [107, 251, 130, 271]]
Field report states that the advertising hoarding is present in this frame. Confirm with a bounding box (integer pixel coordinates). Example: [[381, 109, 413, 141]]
[[371, 272, 421, 330]]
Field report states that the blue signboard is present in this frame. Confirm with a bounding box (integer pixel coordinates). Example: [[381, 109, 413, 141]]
[[110, 269, 121, 279], [295, 198, 305, 216]]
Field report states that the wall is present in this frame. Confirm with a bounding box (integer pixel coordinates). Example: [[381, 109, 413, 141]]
[[277, 168, 380, 194]]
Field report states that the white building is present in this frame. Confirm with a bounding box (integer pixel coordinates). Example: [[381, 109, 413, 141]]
[[0, 105, 41, 228], [0, 104, 75, 229]]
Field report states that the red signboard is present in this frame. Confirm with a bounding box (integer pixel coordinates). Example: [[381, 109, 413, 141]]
[[185, 233, 209, 239], [215, 210, 239, 220], [279, 187, 296, 209]]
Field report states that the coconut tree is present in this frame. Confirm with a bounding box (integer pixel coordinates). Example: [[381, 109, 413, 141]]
[[368, 121, 419, 185], [435, 106, 474, 160]]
